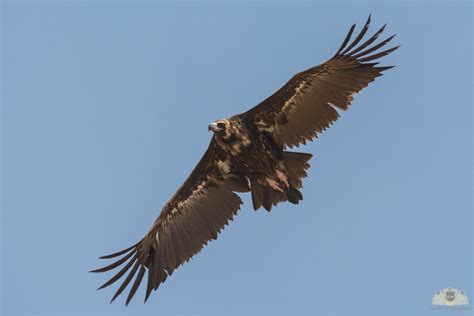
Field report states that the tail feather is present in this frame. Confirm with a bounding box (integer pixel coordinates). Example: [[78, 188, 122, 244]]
[[262, 187, 272, 211], [250, 180, 264, 210]]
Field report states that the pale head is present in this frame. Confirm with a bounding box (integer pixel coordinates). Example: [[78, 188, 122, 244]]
[[208, 119, 233, 139]]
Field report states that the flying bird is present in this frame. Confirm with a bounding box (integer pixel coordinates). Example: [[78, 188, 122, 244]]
[[91, 15, 398, 305]]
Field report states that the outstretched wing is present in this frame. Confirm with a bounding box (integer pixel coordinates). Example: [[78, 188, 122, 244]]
[[91, 138, 249, 305], [239, 15, 399, 149]]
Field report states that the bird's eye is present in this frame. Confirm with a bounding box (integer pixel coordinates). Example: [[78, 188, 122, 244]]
[[217, 122, 226, 129]]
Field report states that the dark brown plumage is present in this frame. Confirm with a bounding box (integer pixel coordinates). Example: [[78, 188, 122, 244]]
[[91, 15, 398, 305]]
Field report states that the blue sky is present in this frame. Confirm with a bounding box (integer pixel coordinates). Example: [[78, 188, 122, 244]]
[[1, 1, 472, 315]]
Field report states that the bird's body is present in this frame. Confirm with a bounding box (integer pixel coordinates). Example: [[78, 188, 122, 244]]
[[92, 15, 399, 305], [209, 116, 310, 210]]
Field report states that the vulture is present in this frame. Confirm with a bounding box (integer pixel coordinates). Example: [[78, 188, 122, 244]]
[[91, 15, 399, 305]]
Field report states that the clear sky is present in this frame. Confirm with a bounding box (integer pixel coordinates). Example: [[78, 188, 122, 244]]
[[1, 1, 472, 315]]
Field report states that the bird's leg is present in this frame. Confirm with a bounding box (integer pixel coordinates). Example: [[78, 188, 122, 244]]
[[275, 170, 289, 188], [266, 178, 284, 192]]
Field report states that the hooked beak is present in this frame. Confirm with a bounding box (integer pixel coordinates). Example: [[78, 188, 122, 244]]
[[208, 122, 220, 132]]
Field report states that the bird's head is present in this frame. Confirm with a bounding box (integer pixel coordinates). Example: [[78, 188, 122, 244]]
[[208, 119, 233, 139]]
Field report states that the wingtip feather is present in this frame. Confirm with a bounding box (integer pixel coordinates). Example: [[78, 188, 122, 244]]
[[99, 243, 138, 259]]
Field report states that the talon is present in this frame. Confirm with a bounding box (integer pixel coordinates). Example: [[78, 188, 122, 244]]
[[275, 170, 289, 188], [266, 178, 284, 192]]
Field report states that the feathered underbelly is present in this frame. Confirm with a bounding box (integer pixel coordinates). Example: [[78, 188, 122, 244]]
[[229, 143, 281, 180]]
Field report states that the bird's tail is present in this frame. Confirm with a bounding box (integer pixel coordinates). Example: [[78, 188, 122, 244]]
[[250, 151, 312, 211]]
